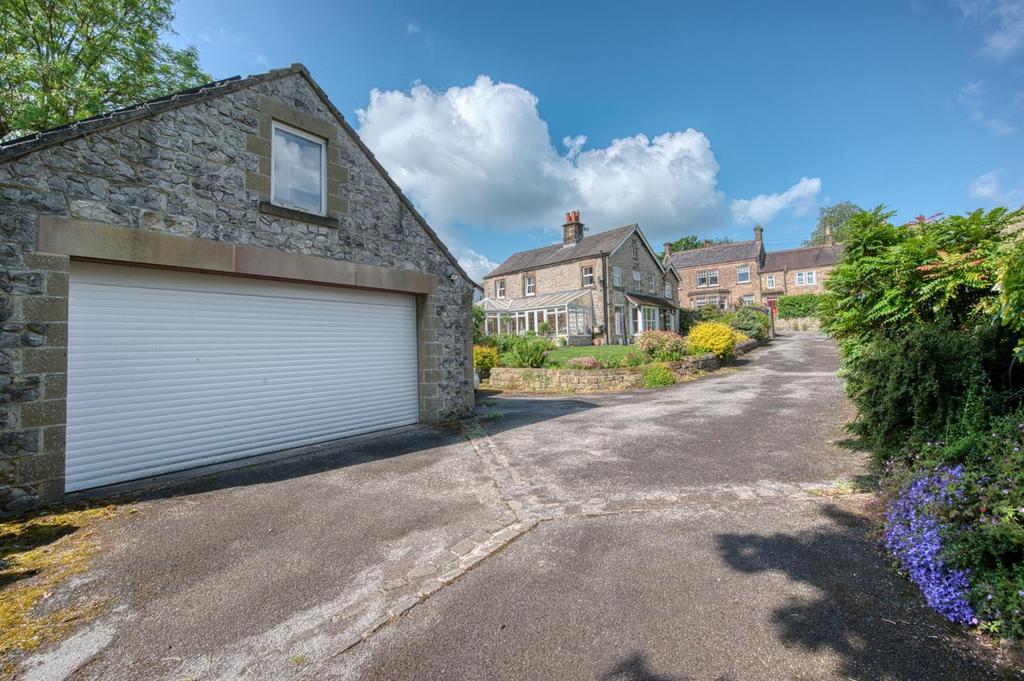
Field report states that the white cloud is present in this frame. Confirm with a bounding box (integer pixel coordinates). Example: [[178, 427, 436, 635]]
[[455, 248, 500, 282], [969, 170, 1024, 203], [406, 22, 421, 34], [355, 75, 724, 245], [959, 0, 1024, 59], [729, 177, 822, 225], [254, 53, 269, 67], [958, 81, 1017, 135]]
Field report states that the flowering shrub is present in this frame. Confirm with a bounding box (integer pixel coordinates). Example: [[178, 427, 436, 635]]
[[686, 321, 737, 359], [642, 362, 675, 387], [565, 356, 601, 370], [473, 345, 499, 378], [635, 330, 687, 361], [884, 466, 976, 625]]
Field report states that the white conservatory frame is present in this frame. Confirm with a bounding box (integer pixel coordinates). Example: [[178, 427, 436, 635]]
[[479, 288, 595, 338]]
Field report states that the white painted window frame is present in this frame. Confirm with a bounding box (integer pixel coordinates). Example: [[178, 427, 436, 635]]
[[496, 279, 506, 299], [766, 274, 776, 289], [737, 264, 750, 284], [270, 121, 327, 216], [581, 265, 594, 287], [633, 270, 642, 290], [697, 269, 719, 288], [525, 274, 536, 296]]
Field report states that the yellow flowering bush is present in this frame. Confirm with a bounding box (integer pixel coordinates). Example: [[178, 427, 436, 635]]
[[686, 321, 737, 360], [473, 345, 499, 378]]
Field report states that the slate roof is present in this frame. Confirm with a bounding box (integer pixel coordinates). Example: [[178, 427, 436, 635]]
[[484, 224, 637, 278], [625, 293, 679, 309], [0, 63, 480, 289], [666, 240, 762, 269], [763, 244, 844, 272], [479, 288, 593, 312]]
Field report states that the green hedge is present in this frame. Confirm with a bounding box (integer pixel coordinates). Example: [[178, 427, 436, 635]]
[[776, 293, 824, 319]]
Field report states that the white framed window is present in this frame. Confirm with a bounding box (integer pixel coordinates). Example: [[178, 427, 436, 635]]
[[581, 265, 594, 286], [742, 294, 754, 305], [697, 269, 719, 288], [612, 266, 622, 288], [648, 274, 656, 294], [664, 281, 672, 299], [643, 306, 658, 331], [693, 295, 726, 310], [496, 279, 506, 299], [766, 274, 776, 289], [633, 270, 642, 290], [271, 121, 326, 215], [737, 265, 750, 284], [524, 274, 536, 296], [796, 271, 816, 286]]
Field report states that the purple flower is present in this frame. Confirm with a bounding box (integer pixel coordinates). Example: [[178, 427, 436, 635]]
[[884, 466, 976, 625]]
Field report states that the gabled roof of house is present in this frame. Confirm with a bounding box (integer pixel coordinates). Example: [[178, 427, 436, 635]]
[[0, 63, 480, 290], [666, 240, 761, 269], [484, 224, 637, 278], [762, 244, 844, 272]]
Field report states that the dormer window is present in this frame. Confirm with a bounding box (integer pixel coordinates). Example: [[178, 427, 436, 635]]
[[272, 122, 326, 215]]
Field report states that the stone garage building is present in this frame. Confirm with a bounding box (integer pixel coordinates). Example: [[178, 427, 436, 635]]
[[0, 64, 478, 513]]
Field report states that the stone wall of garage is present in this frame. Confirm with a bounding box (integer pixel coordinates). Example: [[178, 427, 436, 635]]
[[0, 68, 475, 513]]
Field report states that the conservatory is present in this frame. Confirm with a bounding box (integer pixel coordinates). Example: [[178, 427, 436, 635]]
[[479, 288, 595, 342]]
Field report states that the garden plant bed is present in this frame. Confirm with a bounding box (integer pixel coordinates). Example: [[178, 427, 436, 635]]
[[484, 338, 764, 394]]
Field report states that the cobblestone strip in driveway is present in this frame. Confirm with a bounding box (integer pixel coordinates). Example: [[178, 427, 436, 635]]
[[291, 418, 852, 679]]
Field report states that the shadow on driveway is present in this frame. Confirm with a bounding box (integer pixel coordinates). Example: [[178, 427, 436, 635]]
[[716, 505, 1008, 680]]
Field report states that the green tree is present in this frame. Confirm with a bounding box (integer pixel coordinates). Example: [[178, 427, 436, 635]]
[[804, 201, 863, 246], [662, 234, 732, 257], [0, 0, 209, 139]]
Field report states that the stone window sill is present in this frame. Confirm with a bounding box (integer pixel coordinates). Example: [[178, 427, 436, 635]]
[[259, 201, 337, 228]]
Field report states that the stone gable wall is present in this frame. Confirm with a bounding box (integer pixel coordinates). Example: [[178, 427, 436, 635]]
[[0, 72, 474, 512]]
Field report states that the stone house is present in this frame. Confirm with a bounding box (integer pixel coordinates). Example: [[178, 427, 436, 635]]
[[665, 225, 842, 313], [480, 213, 681, 345], [0, 64, 478, 513], [665, 227, 766, 310], [758, 242, 843, 312]]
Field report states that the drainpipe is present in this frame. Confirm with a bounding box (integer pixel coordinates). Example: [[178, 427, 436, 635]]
[[601, 252, 611, 345]]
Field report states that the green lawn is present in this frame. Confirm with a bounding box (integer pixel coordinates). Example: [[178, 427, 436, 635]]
[[543, 345, 633, 368], [497, 343, 634, 369]]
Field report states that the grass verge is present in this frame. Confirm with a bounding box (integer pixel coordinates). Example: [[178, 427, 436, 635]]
[[0, 504, 118, 675]]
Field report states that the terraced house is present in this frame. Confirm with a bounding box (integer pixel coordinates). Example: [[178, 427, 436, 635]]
[[480, 213, 681, 345], [665, 225, 842, 314]]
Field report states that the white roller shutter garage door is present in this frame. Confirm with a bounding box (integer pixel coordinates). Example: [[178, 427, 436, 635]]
[[67, 262, 420, 492]]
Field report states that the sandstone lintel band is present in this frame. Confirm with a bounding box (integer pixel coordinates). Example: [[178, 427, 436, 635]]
[[36, 216, 439, 295]]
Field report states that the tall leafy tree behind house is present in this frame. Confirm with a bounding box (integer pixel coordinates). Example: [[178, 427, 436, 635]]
[[0, 0, 209, 140], [804, 201, 863, 245], [662, 234, 732, 257]]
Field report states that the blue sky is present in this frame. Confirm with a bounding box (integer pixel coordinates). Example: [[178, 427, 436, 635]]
[[169, 0, 1024, 278]]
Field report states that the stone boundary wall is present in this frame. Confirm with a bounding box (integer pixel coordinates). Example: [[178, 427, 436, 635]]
[[484, 338, 765, 394], [774, 317, 821, 332]]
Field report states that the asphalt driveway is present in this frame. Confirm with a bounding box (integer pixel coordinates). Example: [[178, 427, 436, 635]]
[[15, 334, 1013, 680]]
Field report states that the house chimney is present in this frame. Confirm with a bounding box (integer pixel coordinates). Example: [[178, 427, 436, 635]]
[[754, 225, 763, 245], [562, 210, 584, 246], [824, 224, 833, 246]]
